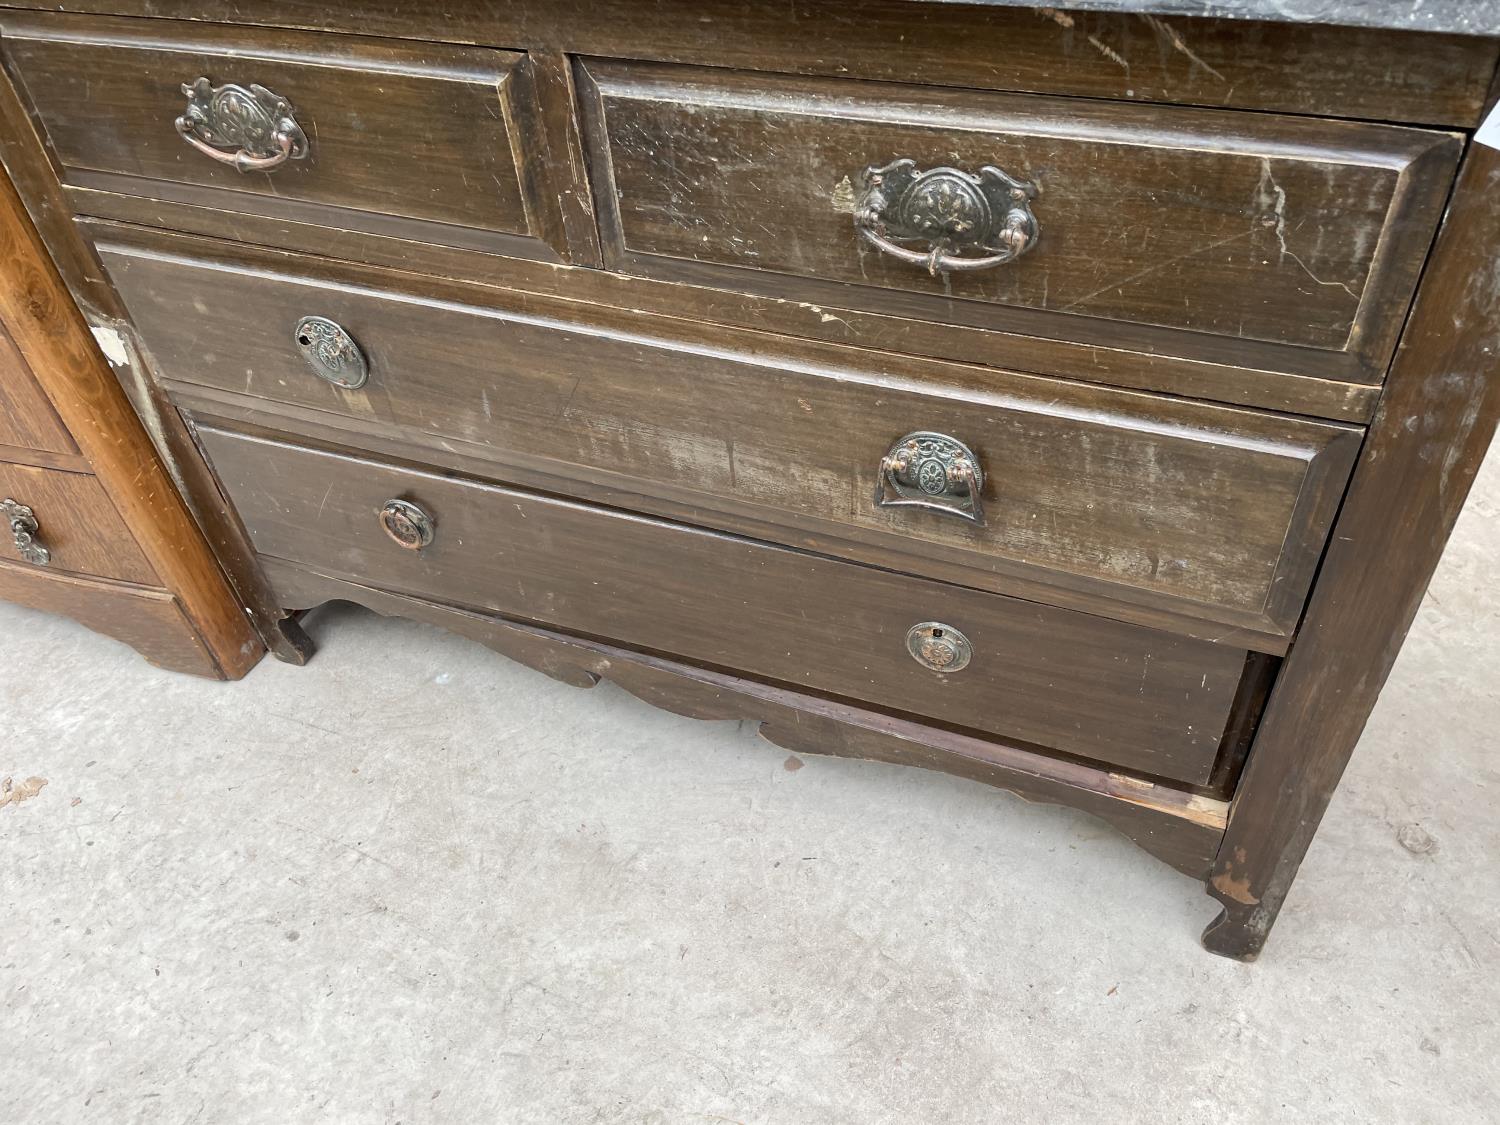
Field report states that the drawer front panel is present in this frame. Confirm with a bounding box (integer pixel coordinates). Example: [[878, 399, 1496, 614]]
[[579, 61, 1460, 382], [0, 461, 155, 583], [0, 326, 77, 457], [1, 14, 562, 259], [198, 425, 1251, 785], [100, 239, 1360, 643]]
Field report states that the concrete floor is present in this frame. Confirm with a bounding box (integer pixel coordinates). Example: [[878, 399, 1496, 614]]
[[3, 454, 1497, 1125]]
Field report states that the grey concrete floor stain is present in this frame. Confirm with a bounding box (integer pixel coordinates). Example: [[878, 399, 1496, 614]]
[[2, 447, 1498, 1123]]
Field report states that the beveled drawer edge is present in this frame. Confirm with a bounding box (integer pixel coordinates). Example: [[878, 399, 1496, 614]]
[[261, 555, 1230, 878], [0, 10, 525, 83], [177, 392, 1297, 656], [72, 202, 1386, 424]]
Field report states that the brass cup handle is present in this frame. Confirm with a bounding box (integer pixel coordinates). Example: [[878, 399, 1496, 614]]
[[854, 159, 1038, 276], [175, 78, 309, 174], [875, 432, 985, 524], [3, 498, 50, 566]]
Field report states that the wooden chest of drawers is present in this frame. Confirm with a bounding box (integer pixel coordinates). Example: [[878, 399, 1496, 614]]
[[2, 0, 1496, 959], [0, 159, 259, 677]]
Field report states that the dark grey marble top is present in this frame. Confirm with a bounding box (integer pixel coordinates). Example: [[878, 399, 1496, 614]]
[[940, 1, 1500, 36]]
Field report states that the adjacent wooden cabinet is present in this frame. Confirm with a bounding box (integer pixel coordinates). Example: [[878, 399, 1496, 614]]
[[0, 162, 261, 678], [0, 0, 1495, 959]]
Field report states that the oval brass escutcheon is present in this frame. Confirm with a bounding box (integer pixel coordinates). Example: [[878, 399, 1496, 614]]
[[379, 499, 435, 550], [294, 316, 368, 389], [905, 622, 972, 673]]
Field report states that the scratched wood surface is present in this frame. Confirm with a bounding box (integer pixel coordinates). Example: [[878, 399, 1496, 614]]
[[99, 234, 1360, 647], [0, 0, 1491, 125], [0, 13, 569, 261], [198, 423, 1257, 785], [581, 60, 1461, 380], [265, 556, 1232, 877]]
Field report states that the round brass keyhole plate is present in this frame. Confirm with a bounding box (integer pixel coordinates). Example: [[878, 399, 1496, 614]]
[[905, 622, 972, 673]]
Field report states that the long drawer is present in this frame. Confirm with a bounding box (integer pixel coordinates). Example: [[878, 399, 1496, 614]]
[[0, 13, 566, 260], [197, 424, 1255, 785], [100, 238, 1360, 648], [577, 60, 1461, 385]]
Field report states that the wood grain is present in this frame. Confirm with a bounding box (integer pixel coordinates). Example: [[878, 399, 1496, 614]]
[[0, 324, 75, 454], [199, 423, 1258, 786], [0, 557, 219, 675], [71, 195, 1386, 422], [0, 13, 570, 260], [580, 60, 1461, 379], [1203, 141, 1500, 961], [0, 0, 1490, 126], [267, 557, 1230, 878], [0, 156, 261, 676], [0, 460, 155, 580], [99, 235, 1360, 644]]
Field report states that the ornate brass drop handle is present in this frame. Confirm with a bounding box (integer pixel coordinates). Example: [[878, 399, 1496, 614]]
[[875, 432, 985, 524], [175, 77, 309, 174], [854, 159, 1038, 276], [3, 498, 50, 566]]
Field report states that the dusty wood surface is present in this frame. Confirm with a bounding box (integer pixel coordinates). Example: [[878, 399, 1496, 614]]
[[200, 424, 1259, 785], [265, 556, 1231, 878], [100, 235, 1359, 648], [1204, 142, 1500, 960]]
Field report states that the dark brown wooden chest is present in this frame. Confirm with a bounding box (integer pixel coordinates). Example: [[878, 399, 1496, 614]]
[[1, 0, 1495, 957]]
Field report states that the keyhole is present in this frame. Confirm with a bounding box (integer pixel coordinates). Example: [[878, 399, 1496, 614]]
[[297, 333, 312, 346], [931, 628, 945, 639]]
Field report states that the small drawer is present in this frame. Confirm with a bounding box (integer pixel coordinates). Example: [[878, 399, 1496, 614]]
[[577, 60, 1460, 386], [101, 237, 1360, 649], [0, 13, 567, 260], [197, 424, 1256, 786], [0, 462, 155, 583]]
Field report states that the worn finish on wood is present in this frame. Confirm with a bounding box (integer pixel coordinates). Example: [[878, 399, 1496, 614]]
[[0, 13, 571, 262], [265, 556, 1231, 878], [0, 0, 1492, 957], [0, 460, 153, 580], [199, 424, 1257, 785], [0, 557, 219, 675], [0, 325, 74, 454], [0, 157, 260, 677], [1202, 142, 1500, 961], [71, 197, 1384, 423], [581, 60, 1460, 383], [100, 237, 1360, 646], [0, 0, 1491, 125]]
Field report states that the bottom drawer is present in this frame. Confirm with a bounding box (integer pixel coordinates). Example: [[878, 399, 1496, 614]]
[[198, 425, 1256, 784]]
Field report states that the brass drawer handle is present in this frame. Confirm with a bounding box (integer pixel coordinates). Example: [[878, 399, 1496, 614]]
[[3, 498, 50, 566], [295, 316, 368, 389], [876, 432, 985, 524], [855, 159, 1038, 276], [906, 622, 972, 673], [176, 78, 309, 174], [379, 499, 435, 550]]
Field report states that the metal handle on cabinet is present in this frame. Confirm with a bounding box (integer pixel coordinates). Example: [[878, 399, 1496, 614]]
[[875, 432, 985, 524], [854, 159, 1038, 276], [3, 498, 50, 566], [379, 499, 435, 551], [176, 77, 309, 174]]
